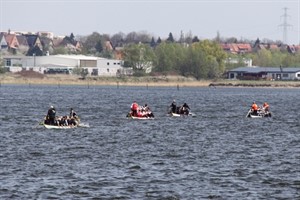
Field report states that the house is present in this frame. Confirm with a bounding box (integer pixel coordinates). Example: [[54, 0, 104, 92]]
[[113, 46, 124, 60], [37, 31, 54, 40], [105, 41, 114, 51], [287, 45, 300, 54], [16, 35, 29, 54], [4, 33, 19, 52], [225, 57, 253, 67], [25, 34, 42, 49], [220, 43, 252, 54], [228, 66, 300, 80], [40, 37, 54, 54], [2, 54, 128, 77], [53, 36, 82, 53], [0, 33, 8, 51]]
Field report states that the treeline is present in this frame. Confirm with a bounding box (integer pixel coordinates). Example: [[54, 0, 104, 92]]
[[122, 40, 226, 79]]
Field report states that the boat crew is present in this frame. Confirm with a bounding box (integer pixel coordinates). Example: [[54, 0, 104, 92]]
[[131, 101, 139, 117], [70, 108, 77, 118], [170, 100, 177, 113], [262, 102, 270, 112], [251, 101, 259, 115], [46, 106, 56, 125], [180, 103, 190, 115]]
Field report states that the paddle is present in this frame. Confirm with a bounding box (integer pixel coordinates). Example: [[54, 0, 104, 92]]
[[245, 109, 251, 118]]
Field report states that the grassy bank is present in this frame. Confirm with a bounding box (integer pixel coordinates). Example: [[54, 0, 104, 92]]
[[0, 73, 211, 87], [1, 73, 300, 88]]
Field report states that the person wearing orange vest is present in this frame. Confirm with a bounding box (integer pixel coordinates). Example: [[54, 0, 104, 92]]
[[251, 101, 258, 115], [263, 102, 270, 112], [131, 101, 139, 117]]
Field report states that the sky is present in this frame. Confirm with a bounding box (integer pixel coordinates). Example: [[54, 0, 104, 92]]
[[0, 0, 299, 45]]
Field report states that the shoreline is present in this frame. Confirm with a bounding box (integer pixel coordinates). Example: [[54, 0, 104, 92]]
[[1, 73, 300, 88]]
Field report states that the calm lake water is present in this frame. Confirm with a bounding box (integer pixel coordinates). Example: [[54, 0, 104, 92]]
[[0, 84, 299, 199]]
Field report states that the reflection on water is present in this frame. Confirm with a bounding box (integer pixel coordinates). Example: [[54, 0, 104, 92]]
[[0, 85, 299, 199]]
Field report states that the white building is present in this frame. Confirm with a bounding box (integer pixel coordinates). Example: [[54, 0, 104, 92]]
[[2, 54, 129, 77], [225, 57, 252, 67]]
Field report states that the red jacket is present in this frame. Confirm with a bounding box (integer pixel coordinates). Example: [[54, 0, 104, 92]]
[[131, 103, 138, 111]]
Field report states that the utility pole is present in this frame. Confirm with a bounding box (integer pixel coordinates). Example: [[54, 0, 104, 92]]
[[278, 7, 292, 44]]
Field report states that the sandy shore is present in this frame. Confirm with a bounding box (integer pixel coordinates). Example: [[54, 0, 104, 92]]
[[1, 73, 300, 88]]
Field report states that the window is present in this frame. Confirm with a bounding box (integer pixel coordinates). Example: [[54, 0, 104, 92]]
[[107, 68, 109, 72], [282, 73, 289, 78], [6, 59, 11, 66], [107, 62, 110, 65], [297, 74, 300, 77]]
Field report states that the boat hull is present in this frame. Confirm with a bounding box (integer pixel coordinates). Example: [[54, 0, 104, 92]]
[[246, 111, 272, 118], [169, 112, 196, 117], [128, 116, 154, 120], [44, 124, 77, 129]]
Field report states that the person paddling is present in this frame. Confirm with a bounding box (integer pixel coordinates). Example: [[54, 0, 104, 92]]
[[131, 101, 139, 117], [251, 101, 259, 115], [262, 102, 270, 112], [70, 108, 77, 118], [169, 100, 177, 114], [181, 103, 190, 115]]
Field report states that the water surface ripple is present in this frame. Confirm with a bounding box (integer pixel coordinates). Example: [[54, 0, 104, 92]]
[[0, 85, 299, 199]]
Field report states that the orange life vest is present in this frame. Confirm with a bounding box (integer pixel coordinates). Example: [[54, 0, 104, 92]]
[[252, 103, 258, 110]]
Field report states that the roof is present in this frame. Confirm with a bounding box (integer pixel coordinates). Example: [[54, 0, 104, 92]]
[[40, 37, 53, 47], [25, 34, 38, 47], [229, 66, 300, 73], [52, 54, 100, 60], [16, 35, 28, 46]]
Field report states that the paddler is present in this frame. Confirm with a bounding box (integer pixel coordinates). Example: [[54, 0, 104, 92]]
[[131, 101, 139, 117], [251, 101, 258, 115]]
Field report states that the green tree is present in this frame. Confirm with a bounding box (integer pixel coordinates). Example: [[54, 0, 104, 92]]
[[166, 32, 175, 43], [150, 37, 156, 48], [157, 37, 162, 44], [95, 40, 103, 53], [82, 32, 102, 54], [53, 46, 68, 55], [72, 66, 88, 79], [192, 40, 227, 77], [180, 46, 205, 78], [123, 43, 155, 72], [192, 36, 200, 43], [0, 58, 6, 73], [154, 42, 182, 72], [253, 49, 272, 66]]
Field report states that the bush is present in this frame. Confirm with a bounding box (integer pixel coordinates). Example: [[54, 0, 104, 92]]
[[0, 66, 7, 74], [133, 70, 146, 77]]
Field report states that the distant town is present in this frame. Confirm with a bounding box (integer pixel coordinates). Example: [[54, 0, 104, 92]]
[[0, 29, 300, 80]]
